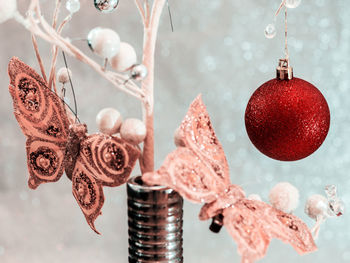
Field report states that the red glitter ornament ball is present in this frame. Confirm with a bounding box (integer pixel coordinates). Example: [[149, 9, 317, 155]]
[[245, 77, 330, 161]]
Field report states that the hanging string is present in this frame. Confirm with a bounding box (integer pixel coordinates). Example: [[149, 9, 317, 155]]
[[167, 0, 174, 32], [62, 50, 79, 122], [284, 6, 289, 61]]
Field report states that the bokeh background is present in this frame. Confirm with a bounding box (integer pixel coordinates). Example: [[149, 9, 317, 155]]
[[0, 0, 349, 262]]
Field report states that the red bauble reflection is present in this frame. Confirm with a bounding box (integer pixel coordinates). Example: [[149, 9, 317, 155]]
[[245, 77, 330, 161]]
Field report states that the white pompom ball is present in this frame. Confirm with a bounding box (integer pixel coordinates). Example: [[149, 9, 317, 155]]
[[120, 118, 146, 145], [305, 194, 328, 220], [269, 182, 299, 213], [0, 0, 17, 24], [57, 67, 72, 84], [96, 108, 123, 135], [110, 42, 137, 72], [248, 194, 262, 201], [174, 127, 185, 147], [87, 27, 120, 59]]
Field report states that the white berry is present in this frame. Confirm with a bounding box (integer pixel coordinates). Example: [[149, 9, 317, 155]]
[[110, 42, 137, 72], [0, 0, 17, 24], [120, 118, 146, 145], [248, 194, 262, 202], [304, 194, 328, 220], [96, 108, 123, 135], [87, 27, 120, 59], [66, 0, 80, 13], [57, 67, 72, 84], [269, 182, 299, 213]]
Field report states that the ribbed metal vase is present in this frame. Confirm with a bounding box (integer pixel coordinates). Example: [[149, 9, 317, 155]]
[[127, 175, 184, 263]]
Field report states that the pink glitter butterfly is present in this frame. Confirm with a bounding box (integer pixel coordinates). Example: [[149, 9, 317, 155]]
[[143, 95, 317, 263], [8, 57, 140, 234]]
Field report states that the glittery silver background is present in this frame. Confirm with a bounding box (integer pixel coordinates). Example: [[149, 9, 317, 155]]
[[0, 0, 349, 262]]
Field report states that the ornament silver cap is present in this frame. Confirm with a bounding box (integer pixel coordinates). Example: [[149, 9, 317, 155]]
[[127, 176, 184, 263], [276, 58, 293, 80]]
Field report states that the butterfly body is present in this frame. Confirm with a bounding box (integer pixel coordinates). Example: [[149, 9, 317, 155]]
[[8, 57, 140, 233]]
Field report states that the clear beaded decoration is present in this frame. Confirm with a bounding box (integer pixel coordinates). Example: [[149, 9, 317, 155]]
[[66, 0, 81, 13], [325, 185, 345, 217], [94, 0, 119, 13], [264, 23, 276, 39], [285, 0, 301, 9]]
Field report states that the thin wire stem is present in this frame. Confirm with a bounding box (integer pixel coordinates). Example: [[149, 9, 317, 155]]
[[62, 51, 78, 120], [31, 34, 47, 82], [167, 0, 174, 32]]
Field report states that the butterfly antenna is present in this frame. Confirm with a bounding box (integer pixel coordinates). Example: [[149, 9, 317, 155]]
[[62, 50, 79, 122], [46, 87, 81, 123]]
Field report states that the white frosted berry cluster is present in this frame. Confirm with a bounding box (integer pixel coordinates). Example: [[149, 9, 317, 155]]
[[96, 108, 146, 145]]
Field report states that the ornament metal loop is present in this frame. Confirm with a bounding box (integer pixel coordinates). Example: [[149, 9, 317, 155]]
[[276, 58, 293, 80]]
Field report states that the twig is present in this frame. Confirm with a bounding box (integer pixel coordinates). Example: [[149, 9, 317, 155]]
[[31, 34, 47, 82], [48, 14, 72, 93], [135, 0, 147, 25]]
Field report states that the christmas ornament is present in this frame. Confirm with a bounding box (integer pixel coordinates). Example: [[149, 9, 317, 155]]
[[94, 0, 119, 13], [8, 57, 140, 233], [143, 95, 317, 263], [246, 1, 330, 161], [245, 60, 330, 161]]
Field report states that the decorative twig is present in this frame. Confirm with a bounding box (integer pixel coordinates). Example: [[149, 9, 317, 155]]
[[31, 34, 47, 82]]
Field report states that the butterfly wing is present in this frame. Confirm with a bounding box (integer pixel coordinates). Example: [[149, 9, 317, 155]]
[[143, 147, 224, 204], [78, 134, 140, 186], [223, 199, 317, 262], [26, 138, 66, 189], [179, 95, 231, 186], [143, 95, 232, 201], [223, 203, 270, 263], [72, 156, 105, 234], [8, 57, 70, 142], [8, 57, 70, 188]]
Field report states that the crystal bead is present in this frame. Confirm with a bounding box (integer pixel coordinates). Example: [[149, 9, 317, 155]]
[[329, 199, 345, 217], [325, 184, 337, 199], [130, 64, 148, 81], [94, 0, 119, 13], [264, 23, 276, 39], [285, 0, 301, 8], [66, 0, 80, 13]]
